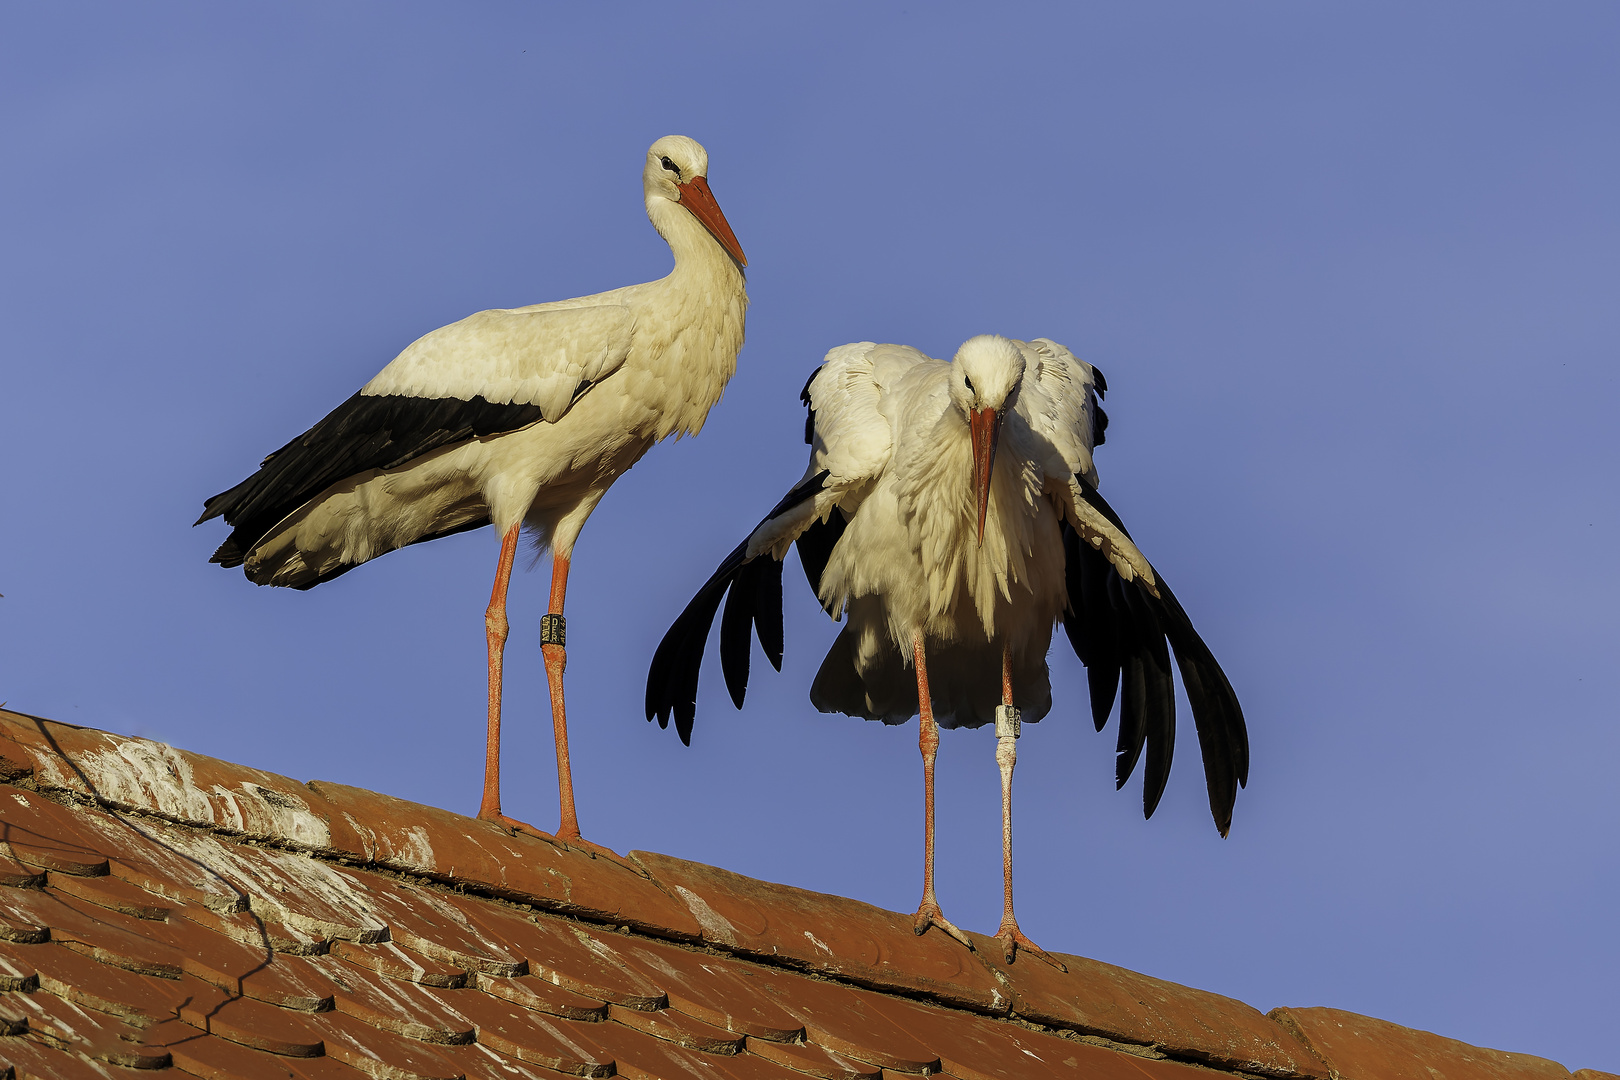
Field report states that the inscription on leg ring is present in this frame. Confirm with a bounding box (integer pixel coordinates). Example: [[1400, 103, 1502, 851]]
[[539, 614, 567, 647]]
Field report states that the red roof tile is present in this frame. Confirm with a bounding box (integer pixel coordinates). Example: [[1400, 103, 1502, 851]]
[[0, 708, 1608, 1080], [1270, 1006, 1574, 1080], [628, 849, 1006, 1011]]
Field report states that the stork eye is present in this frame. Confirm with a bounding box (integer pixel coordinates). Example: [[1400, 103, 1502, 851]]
[[963, 376, 975, 394], [659, 156, 681, 177]]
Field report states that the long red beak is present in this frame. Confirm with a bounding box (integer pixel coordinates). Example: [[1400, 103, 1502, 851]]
[[677, 176, 747, 266], [968, 406, 1001, 544]]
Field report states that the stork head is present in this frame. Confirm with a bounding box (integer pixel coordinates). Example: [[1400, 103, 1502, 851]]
[[644, 135, 747, 266], [949, 335, 1026, 544]]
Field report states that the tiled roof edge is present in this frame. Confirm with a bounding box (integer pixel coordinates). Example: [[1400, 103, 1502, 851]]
[[2, 709, 1599, 1080], [0, 708, 1335, 1076]]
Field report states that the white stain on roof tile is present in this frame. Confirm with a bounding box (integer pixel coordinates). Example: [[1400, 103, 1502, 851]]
[[50, 736, 333, 851], [671, 885, 737, 944], [802, 930, 833, 955], [71, 813, 246, 913], [146, 825, 388, 942], [393, 825, 435, 870]]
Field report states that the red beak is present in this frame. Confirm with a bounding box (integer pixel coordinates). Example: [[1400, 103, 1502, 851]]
[[968, 406, 1001, 544], [676, 176, 747, 266]]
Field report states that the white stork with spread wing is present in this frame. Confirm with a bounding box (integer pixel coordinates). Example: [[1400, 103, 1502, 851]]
[[646, 335, 1248, 964], [200, 135, 748, 847]]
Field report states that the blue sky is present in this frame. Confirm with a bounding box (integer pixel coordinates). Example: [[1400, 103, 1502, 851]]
[[2, 2, 1616, 1068]]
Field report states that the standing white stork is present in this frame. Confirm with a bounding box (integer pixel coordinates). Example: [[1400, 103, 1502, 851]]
[[199, 135, 747, 846], [646, 335, 1247, 964]]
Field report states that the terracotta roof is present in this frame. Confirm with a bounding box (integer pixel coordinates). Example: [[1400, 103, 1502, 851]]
[[0, 709, 1605, 1080]]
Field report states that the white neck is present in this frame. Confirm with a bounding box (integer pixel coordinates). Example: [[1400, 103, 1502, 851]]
[[647, 195, 745, 286], [633, 195, 749, 441]]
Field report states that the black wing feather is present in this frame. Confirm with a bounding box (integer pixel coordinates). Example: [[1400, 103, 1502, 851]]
[[800, 366, 822, 445], [198, 391, 544, 568], [1061, 526, 1121, 730], [794, 511, 848, 604], [717, 554, 787, 708], [645, 471, 830, 743], [1062, 478, 1249, 834], [719, 564, 756, 709], [646, 540, 747, 745], [1121, 573, 1176, 817]]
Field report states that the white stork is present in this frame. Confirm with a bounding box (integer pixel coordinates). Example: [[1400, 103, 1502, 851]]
[[199, 135, 747, 846], [646, 335, 1248, 964]]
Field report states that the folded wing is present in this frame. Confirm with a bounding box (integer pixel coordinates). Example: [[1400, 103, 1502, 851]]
[[198, 303, 634, 573]]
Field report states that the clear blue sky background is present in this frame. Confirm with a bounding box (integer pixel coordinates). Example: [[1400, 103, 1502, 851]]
[[2, 2, 1615, 1069]]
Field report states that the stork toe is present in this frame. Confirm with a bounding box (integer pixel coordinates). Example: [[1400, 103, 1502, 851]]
[[479, 810, 559, 844], [913, 900, 973, 949], [995, 919, 1067, 971]]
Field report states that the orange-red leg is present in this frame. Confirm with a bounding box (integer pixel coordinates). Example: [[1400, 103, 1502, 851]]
[[477, 525, 545, 835], [542, 553, 585, 842], [912, 634, 971, 948], [994, 641, 1065, 969]]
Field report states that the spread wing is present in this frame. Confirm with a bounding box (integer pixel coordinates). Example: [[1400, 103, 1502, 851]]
[[1013, 337, 1247, 834], [1060, 481, 1249, 836], [1013, 337, 1152, 586], [1013, 337, 1107, 487], [644, 342, 927, 743]]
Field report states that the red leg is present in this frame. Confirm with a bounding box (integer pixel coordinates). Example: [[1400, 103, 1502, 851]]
[[543, 553, 584, 842], [477, 525, 546, 835], [911, 634, 971, 949], [994, 641, 1065, 970]]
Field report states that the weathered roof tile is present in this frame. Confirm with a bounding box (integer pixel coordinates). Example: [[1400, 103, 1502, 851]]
[[629, 848, 1007, 1011], [0, 1033, 143, 1079], [306, 780, 702, 938], [316, 1008, 468, 1080], [175, 981, 325, 1057], [582, 930, 804, 1041], [0, 711, 363, 859], [47, 868, 172, 920], [965, 929, 1327, 1078], [0, 787, 113, 877], [16, 938, 185, 1024], [743, 1034, 883, 1080], [0, 712, 1600, 1080], [329, 940, 468, 989], [1271, 1006, 1573, 1080], [323, 873, 525, 977], [472, 972, 607, 1021]]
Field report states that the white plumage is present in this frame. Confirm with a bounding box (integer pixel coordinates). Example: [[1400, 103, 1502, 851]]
[[648, 334, 1247, 963], [201, 135, 748, 846]]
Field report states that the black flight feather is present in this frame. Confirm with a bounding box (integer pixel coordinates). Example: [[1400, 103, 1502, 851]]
[[1061, 525, 1121, 730], [719, 554, 788, 708], [1061, 478, 1249, 833], [1091, 363, 1109, 446], [799, 366, 822, 445], [199, 391, 544, 572], [795, 511, 847, 603], [645, 471, 830, 743]]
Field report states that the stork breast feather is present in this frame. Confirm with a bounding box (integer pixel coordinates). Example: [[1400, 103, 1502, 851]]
[[362, 304, 634, 421]]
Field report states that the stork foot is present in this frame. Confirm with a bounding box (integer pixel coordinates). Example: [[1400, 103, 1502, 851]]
[[478, 810, 559, 845], [553, 830, 624, 861], [996, 918, 1067, 970], [913, 900, 973, 949]]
